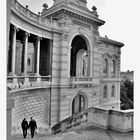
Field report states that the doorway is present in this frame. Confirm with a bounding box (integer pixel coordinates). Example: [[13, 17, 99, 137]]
[[72, 94, 87, 115]]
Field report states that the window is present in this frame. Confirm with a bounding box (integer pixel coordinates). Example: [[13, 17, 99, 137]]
[[80, 95, 85, 111], [103, 58, 108, 76], [103, 85, 107, 98], [27, 58, 30, 66], [111, 59, 116, 76], [111, 85, 115, 97]]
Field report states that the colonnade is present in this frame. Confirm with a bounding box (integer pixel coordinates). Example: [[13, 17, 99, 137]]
[[8, 25, 42, 77]]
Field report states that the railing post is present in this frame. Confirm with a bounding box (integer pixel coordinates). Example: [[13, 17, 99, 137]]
[[61, 122, 67, 132]]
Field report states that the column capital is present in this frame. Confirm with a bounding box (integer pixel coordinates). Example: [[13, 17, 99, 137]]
[[36, 36, 42, 41], [24, 32, 30, 37], [13, 26, 19, 32]]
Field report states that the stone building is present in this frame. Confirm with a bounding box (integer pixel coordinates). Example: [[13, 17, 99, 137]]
[[121, 70, 134, 82], [7, 0, 124, 134]]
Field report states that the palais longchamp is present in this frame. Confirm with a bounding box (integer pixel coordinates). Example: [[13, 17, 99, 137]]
[[7, 0, 133, 135]]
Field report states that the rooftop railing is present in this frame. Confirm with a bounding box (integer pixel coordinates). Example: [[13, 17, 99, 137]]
[[11, 0, 61, 29]]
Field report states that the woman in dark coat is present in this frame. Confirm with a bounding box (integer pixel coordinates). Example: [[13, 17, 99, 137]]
[[21, 118, 28, 138], [28, 117, 37, 138]]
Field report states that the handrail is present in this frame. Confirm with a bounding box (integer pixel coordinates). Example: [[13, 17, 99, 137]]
[[52, 108, 90, 134]]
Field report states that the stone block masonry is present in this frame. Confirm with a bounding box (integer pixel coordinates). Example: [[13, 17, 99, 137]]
[[11, 88, 50, 134]]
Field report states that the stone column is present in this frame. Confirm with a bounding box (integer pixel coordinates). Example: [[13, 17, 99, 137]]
[[22, 32, 30, 76], [35, 36, 41, 76], [7, 0, 12, 73], [11, 26, 18, 76]]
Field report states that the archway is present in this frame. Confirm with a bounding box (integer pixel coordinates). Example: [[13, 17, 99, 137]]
[[70, 35, 89, 77], [72, 93, 87, 115]]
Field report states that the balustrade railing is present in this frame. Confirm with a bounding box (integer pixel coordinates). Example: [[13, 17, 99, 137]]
[[70, 77, 93, 87], [70, 77, 93, 82], [11, 0, 60, 29], [7, 75, 51, 90], [52, 110, 88, 134], [51, 107, 133, 135]]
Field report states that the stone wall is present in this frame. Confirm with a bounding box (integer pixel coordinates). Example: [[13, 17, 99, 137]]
[[87, 107, 133, 132], [59, 86, 101, 121], [11, 88, 50, 134], [51, 106, 133, 134]]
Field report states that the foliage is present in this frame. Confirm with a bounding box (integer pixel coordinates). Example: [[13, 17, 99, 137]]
[[120, 79, 134, 110]]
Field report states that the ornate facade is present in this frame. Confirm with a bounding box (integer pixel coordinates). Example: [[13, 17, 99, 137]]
[[7, 0, 124, 134]]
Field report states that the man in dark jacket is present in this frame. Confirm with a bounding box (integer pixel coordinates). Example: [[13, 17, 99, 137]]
[[29, 117, 37, 138], [21, 118, 28, 138]]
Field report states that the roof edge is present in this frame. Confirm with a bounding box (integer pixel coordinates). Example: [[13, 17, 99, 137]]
[[99, 36, 124, 47]]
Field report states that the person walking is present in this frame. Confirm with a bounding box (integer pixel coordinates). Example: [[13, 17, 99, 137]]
[[21, 118, 28, 138], [29, 117, 37, 138]]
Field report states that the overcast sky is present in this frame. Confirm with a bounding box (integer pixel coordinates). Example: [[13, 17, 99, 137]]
[[17, 0, 139, 71]]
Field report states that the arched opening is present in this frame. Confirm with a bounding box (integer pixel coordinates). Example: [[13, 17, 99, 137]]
[[103, 58, 108, 76], [111, 59, 116, 77], [111, 85, 115, 97], [103, 85, 108, 98], [72, 93, 87, 115], [70, 35, 89, 77]]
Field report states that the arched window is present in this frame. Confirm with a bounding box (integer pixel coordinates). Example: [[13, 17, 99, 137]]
[[27, 58, 30, 66], [111, 59, 116, 76], [111, 85, 115, 97], [103, 58, 108, 76], [103, 85, 107, 98]]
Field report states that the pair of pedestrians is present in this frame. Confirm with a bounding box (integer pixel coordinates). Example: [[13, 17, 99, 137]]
[[21, 117, 37, 138]]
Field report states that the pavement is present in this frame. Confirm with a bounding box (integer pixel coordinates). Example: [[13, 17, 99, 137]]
[[11, 125, 133, 140]]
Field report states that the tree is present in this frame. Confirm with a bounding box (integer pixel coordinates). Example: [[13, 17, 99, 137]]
[[120, 79, 134, 110]]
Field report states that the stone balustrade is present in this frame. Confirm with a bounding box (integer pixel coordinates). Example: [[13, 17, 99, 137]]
[[70, 77, 93, 84], [7, 75, 51, 91], [52, 110, 88, 134], [51, 107, 133, 134], [11, 0, 61, 29]]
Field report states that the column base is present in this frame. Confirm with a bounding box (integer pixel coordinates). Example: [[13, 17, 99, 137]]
[[21, 72, 28, 76], [34, 73, 41, 82], [34, 73, 40, 76]]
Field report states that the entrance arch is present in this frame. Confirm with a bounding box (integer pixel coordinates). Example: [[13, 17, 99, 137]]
[[70, 35, 90, 77], [72, 93, 88, 115]]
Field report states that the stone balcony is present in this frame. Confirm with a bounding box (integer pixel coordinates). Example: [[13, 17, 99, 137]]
[[7, 75, 51, 91]]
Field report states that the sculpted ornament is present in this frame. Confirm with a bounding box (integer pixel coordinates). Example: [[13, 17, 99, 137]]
[[79, 27, 85, 34], [63, 32, 69, 40]]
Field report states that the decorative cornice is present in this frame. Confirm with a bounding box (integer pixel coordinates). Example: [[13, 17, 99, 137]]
[[46, 9, 104, 26]]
